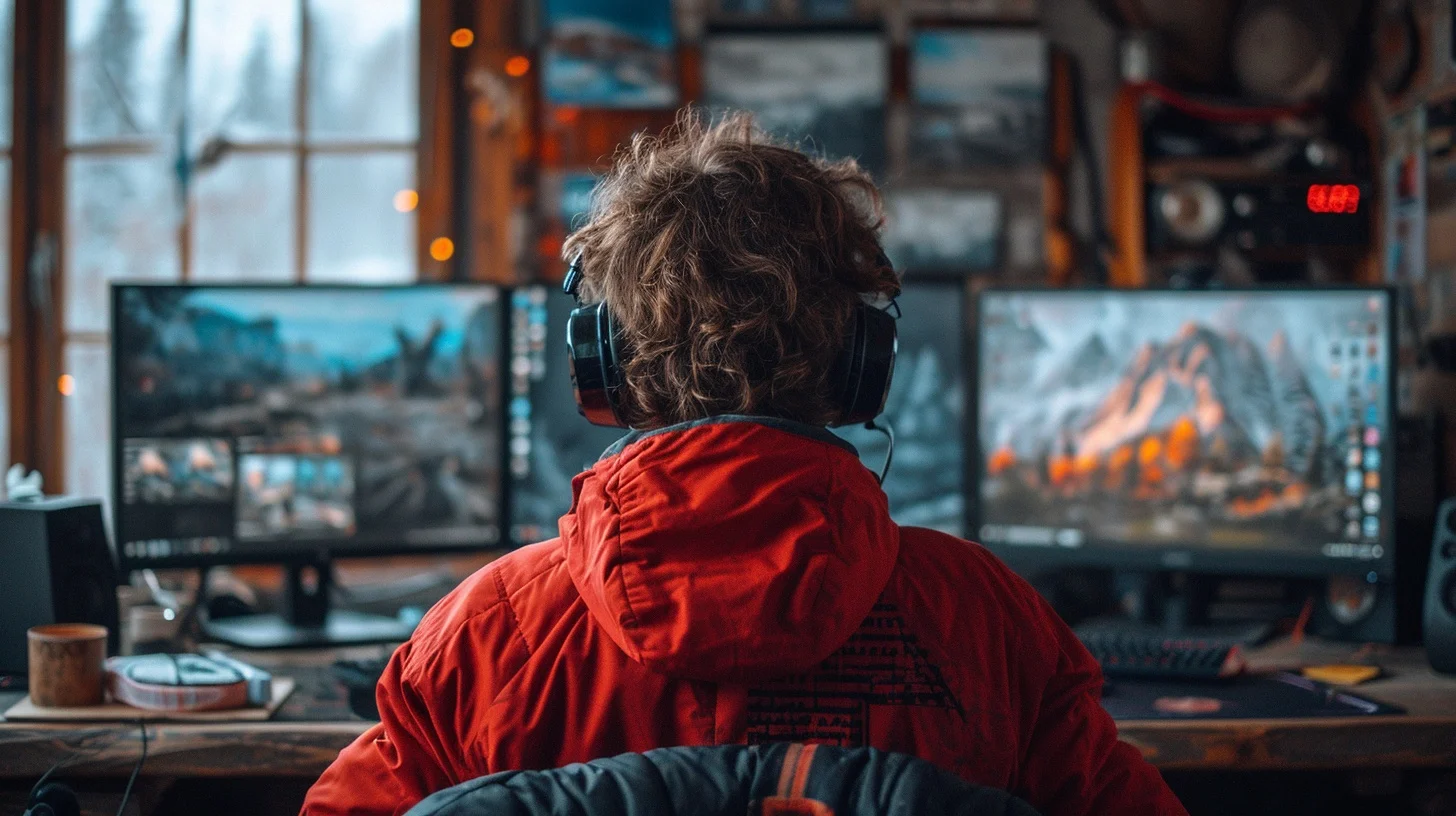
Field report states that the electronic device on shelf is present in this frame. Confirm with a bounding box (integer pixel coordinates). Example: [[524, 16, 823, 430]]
[[1077, 627, 1246, 681], [111, 284, 507, 648], [974, 287, 1412, 642]]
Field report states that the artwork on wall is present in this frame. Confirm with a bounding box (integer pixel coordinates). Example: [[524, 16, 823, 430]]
[[542, 0, 678, 108], [703, 31, 888, 177], [905, 0, 1038, 18], [909, 28, 1047, 171], [881, 189, 1002, 272], [716, 0, 779, 14]]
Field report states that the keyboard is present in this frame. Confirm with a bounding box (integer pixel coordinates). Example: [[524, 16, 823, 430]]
[[1078, 631, 1246, 681]]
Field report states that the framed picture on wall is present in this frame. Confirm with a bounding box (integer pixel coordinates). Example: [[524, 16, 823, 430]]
[[909, 28, 1047, 171], [703, 30, 888, 177], [881, 189, 1002, 273], [542, 0, 679, 108]]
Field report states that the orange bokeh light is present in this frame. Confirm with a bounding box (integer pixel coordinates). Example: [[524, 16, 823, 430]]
[[57, 374, 75, 397], [450, 28, 474, 48], [430, 237, 455, 261], [505, 56, 530, 77], [393, 189, 419, 213]]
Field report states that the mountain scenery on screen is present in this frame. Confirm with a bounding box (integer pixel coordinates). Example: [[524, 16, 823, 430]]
[[980, 293, 1386, 555]]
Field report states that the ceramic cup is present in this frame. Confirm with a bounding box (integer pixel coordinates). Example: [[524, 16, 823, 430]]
[[27, 623, 108, 707]]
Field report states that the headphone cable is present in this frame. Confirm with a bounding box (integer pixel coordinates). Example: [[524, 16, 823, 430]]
[[115, 719, 148, 816], [864, 419, 895, 485]]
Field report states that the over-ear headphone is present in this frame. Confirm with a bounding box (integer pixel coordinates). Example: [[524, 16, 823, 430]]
[[22, 783, 79, 816], [562, 253, 898, 429]]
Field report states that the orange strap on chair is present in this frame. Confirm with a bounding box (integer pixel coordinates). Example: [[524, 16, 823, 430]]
[[757, 744, 834, 816]]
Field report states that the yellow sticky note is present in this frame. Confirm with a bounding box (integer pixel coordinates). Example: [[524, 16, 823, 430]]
[[1302, 664, 1381, 685]]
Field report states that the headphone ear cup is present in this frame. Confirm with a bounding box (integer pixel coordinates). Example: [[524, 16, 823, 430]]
[[565, 301, 630, 428], [28, 783, 80, 816], [830, 303, 898, 427]]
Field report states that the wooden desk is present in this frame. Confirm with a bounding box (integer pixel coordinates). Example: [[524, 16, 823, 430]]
[[2, 640, 1454, 779]]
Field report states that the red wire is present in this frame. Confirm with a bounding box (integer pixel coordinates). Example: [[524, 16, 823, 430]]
[[1133, 80, 1312, 124]]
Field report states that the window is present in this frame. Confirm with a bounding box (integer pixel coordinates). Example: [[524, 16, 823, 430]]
[[0, 0, 10, 476], [62, 0, 419, 499]]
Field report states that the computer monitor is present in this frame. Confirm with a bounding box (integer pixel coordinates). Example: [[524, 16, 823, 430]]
[[836, 277, 968, 537], [112, 283, 506, 646], [506, 286, 625, 544], [974, 287, 1397, 580]]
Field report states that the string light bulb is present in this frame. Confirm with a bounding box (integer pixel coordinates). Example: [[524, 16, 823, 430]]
[[430, 237, 455, 261], [450, 28, 474, 48], [505, 56, 530, 77]]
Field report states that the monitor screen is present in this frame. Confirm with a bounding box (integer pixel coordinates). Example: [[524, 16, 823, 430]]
[[836, 278, 967, 536], [507, 287, 625, 545], [112, 284, 506, 568], [975, 288, 1396, 577]]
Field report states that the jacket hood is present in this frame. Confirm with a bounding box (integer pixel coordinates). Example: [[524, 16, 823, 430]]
[[560, 416, 899, 683]]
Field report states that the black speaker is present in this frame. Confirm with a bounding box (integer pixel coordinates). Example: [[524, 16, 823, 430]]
[[1425, 498, 1456, 675], [0, 498, 120, 677]]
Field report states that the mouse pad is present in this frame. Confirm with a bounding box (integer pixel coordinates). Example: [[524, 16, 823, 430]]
[[1100, 672, 1403, 720]]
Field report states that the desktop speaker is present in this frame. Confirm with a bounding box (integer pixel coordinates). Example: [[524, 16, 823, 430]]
[[0, 498, 120, 676], [1425, 498, 1456, 675]]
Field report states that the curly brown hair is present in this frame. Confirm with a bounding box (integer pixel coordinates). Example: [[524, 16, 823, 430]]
[[561, 111, 901, 429]]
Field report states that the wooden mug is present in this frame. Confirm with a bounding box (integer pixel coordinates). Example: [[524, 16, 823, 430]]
[[28, 623, 108, 707]]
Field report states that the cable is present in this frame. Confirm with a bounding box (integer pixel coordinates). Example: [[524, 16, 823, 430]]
[[115, 719, 148, 816], [864, 419, 895, 486], [1134, 80, 1311, 125]]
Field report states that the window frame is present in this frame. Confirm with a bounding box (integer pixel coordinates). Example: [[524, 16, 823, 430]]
[[7, 0, 461, 493]]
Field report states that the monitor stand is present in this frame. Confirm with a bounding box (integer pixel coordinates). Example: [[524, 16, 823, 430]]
[[200, 560, 415, 649], [1075, 572, 1277, 647]]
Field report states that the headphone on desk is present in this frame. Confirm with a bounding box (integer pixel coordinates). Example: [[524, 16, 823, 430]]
[[562, 252, 899, 429]]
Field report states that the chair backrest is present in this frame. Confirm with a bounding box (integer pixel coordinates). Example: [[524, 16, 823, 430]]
[[405, 743, 1042, 816]]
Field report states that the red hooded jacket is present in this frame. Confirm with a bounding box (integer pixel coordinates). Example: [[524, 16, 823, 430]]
[[302, 418, 1187, 816]]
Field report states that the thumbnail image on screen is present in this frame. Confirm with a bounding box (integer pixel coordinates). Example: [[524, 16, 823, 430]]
[[507, 288, 626, 544], [977, 289, 1394, 573], [836, 279, 966, 536], [114, 285, 504, 561]]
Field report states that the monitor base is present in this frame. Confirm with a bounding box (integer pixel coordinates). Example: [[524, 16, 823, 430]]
[[202, 611, 414, 649]]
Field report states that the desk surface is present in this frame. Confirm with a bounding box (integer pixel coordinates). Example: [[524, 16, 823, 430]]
[[2, 639, 1454, 778]]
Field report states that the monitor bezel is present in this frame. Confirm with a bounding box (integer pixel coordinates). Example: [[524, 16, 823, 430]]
[[109, 281, 512, 573], [968, 284, 1400, 580]]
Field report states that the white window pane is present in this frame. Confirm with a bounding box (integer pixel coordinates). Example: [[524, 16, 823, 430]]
[[188, 0, 299, 144], [306, 152, 414, 282], [308, 0, 417, 142], [191, 153, 296, 281], [0, 159, 8, 335], [66, 155, 181, 333], [66, 0, 183, 145], [63, 342, 111, 501], [0, 0, 13, 147]]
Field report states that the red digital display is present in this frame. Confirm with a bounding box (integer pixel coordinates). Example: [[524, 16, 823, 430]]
[[1306, 184, 1360, 214]]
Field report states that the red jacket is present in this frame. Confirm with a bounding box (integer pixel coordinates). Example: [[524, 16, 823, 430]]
[[303, 418, 1186, 816]]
